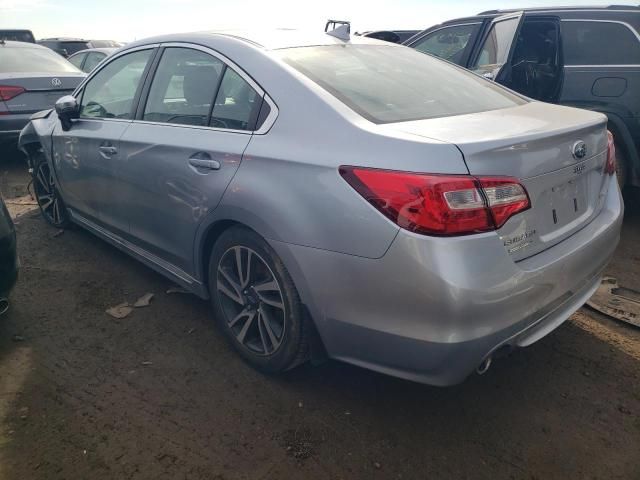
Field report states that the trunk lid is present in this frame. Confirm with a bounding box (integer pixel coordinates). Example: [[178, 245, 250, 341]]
[[385, 102, 610, 261], [1, 73, 84, 115]]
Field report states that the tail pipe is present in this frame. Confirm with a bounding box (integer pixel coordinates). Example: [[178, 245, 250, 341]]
[[0, 298, 8, 316]]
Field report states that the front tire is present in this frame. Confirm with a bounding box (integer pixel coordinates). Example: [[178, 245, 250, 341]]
[[208, 226, 309, 373], [32, 153, 70, 228]]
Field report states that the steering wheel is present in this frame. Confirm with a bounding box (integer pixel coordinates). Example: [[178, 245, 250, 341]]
[[523, 62, 540, 97], [84, 101, 109, 118], [210, 118, 229, 129]]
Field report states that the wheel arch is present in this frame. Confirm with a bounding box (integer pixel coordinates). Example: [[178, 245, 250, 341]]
[[17, 123, 44, 166], [194, 214, 329, 363]]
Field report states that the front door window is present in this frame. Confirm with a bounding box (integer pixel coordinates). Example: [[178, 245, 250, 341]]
[[80, 49, 152, 119], [473, 17, 520, 76]]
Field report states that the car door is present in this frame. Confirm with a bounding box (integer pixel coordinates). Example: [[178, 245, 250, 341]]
[[117, 45, 265, 275], [408, 22, 483, 66], [52, 46, 156, 232], [469, 12, 525, 81], [559, 18, 640, 112]]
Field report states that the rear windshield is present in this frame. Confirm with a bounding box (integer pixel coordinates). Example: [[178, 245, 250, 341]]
[[0, 46, 81, 74], [279, 44, 526, 124]]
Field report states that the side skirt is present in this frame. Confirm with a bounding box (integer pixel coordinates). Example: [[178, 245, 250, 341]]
[[69, 209, 209, 299]]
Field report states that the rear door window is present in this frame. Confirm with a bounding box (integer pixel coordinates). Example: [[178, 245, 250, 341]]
[[143, 47, 224, 126], [80, 49, 153, 119], [562, 21, 640, 65], [210, 68, 261, 131], [411, 23, 481, 65]]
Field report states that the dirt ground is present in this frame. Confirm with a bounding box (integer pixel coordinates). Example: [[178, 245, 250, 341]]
[[1, 153, 639, 480]]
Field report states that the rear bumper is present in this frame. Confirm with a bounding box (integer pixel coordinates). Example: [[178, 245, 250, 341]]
[[0, 114, 31, 146], [272, 175, 624, 386]]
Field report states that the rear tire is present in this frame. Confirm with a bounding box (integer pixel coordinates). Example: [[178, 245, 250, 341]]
[[32, 153, 70, 228], [208, 226, 309, 373]]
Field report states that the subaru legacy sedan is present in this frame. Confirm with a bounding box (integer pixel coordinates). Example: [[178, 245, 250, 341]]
[[19, 30, 623, 385]]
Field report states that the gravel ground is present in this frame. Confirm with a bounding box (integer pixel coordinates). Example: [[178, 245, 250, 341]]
[[1, 154, 639, 480]]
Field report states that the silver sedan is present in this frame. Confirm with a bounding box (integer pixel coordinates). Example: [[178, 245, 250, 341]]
[[19, 30, 623, 385]]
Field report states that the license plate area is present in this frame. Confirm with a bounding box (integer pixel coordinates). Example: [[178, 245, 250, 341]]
[[548, 177, 588, 227], [499, 151, 607, 261]]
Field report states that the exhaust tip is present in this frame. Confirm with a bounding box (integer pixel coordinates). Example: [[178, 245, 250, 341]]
[[476, 355, 492, 375], [0, 298, 9, 316]]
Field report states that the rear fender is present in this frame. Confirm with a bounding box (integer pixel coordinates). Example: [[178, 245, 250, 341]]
[[192, 206, 323, 335]]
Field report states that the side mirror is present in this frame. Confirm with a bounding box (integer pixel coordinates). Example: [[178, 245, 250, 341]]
[[55, 95, 79, 131]]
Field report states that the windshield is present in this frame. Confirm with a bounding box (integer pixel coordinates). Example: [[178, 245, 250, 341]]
[[0, 46, 81, 74], [279, 44, 525, 124]]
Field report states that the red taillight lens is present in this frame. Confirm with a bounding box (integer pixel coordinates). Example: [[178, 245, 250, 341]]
[[478, 177, 530, 228], [339, 167, 530, 236], [0, 85, 26, 101], [605, 130, 616, 176]]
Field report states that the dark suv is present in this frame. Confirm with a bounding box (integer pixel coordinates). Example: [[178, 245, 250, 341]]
[[406, 5, 640, 188], [37, 38, 92, 57]]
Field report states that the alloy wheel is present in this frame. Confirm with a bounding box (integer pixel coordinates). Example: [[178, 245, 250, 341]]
[[33, 161, 65, 226], [216, 246, 286, 356]]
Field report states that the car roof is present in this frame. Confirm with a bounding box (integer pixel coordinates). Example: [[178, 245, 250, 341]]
[[39, 37, 88, 42], [0, 40, 50, 49], [426, 5, 640, 29], [69, 47, 116, 56], [477, 4, 640, 15], [126, 29, 394, 51]]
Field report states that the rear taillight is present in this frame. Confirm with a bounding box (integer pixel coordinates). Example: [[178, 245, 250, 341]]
[[605, 130, 616, 176], [0, 85, 26, 101], [339, 167, 530, 236]]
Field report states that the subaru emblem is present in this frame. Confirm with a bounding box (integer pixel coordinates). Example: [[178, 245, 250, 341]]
[[572, 141, 587, 160], [51, 78, 62, 87]]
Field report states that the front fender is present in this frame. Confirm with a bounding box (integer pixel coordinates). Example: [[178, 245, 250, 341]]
[[18, 109, 57, 166]]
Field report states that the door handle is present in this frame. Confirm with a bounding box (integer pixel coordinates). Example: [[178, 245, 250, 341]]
[[98, 145, 118, 158], [188, 157, 220, 171]]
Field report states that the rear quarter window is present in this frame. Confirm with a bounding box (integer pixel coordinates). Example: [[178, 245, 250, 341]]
[[279, 44, 525, 124], [562, 20, 640, 65]]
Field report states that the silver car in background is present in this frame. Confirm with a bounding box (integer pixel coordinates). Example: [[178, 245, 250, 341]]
[[67, 48, 117, 73], [19, 31, 623, 385], [0, 40, 84, 150]]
